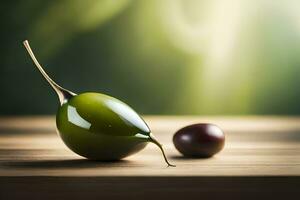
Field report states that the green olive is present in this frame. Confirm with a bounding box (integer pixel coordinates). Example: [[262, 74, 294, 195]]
[[56, 92, 154, 160], [23, 40, 174, 167]]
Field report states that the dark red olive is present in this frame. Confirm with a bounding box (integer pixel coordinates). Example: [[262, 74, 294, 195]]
[[173, 123, 225, 157]]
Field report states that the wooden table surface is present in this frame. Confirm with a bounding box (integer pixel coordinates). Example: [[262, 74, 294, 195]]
[[0, 116, 299, 199]]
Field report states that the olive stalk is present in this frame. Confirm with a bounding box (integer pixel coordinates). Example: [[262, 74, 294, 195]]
[[149, 133, 176, 167], [23, 40, 75, 105]]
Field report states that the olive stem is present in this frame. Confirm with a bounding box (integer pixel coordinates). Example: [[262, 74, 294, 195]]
[[149, 133, 176, 167], [23, 40, 76, 105]]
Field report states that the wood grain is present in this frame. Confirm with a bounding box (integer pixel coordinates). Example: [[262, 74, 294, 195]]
[[0, 116, 299, 199]]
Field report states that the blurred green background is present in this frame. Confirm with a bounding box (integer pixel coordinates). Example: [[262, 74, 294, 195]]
[[1, 0, 300, 115]]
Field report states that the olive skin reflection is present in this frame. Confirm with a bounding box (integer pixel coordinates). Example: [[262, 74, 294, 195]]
[[173, 124, 225, 157]]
